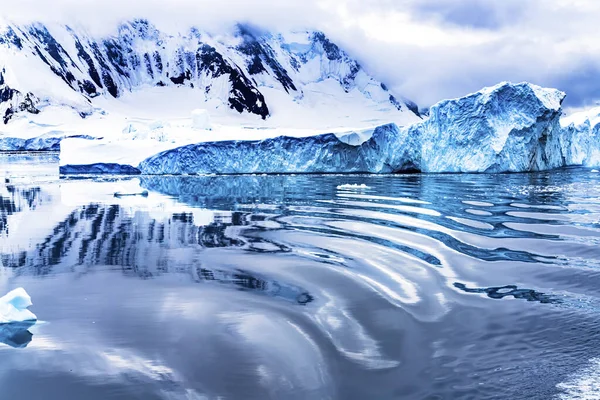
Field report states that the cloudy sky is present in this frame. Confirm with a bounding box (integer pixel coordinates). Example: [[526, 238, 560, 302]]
[[3, 0, 599, 110]]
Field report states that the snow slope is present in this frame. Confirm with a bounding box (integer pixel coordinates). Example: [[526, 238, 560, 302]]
[[0, 19, 421, 142]]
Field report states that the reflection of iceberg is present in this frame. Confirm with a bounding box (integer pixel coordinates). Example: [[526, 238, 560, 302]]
[[0, 288, 36, 348], [0, 288, 37, 323], [0, 321, 35, 348]]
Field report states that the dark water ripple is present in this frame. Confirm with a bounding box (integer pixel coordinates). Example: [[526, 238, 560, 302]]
[[1, 157, 600, 399]]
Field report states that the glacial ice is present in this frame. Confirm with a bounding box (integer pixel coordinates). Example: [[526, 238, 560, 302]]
[[22, 81, 600, 175], [139, 82, 569, 174], [417, 82, 565, 172], [0, 133, 98, 151], [559, 106, 600, 168], [60, 163, 141, 174], [0, 288, 37, 324], [139, 123, 417, 174]]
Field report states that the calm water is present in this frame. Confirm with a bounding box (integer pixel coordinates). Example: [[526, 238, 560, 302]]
[[1, 154, 600, 399]]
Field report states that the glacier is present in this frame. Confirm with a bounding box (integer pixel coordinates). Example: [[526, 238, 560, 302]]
[[417, 82, 565, 172], [0, 288, 37, 324], [138, 82, 570, 174]]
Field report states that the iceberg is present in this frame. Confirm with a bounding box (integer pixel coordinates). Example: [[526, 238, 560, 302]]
[[559, 106, 600, 168], [417, 82, 565, 172], [337, 184, 371, 190], [0, 288, 37, 324], [49, 81, 600, 175], [139, 123, 418, 174], [139, 82, 566, 174]]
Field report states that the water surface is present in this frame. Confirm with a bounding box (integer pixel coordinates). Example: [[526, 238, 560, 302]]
[[1, 154, 600, 399]]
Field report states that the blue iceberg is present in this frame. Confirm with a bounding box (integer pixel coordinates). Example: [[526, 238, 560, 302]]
[[139, 82, 567, 174], [51, 82, 600, 174], [139, 123, 418, 174], [559, 107, 600, 168], [416, 82, 565, 172], [0, 288, 37, 324]]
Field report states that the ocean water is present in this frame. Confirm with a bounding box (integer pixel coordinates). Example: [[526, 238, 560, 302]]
[[1, 154, 600, 399]]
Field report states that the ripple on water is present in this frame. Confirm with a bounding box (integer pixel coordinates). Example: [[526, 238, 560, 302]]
[[2, 162, 600, 398], [557, 358, 600, 400]]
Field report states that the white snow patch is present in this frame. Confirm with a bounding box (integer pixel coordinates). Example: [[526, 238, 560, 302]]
[[191, 109, 211, 130]]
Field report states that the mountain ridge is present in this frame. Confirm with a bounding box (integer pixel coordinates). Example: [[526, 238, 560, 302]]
[[0, 19, 421, 127]]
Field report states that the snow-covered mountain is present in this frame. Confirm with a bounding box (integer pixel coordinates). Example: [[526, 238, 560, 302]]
[[0, 19, 421, 129]]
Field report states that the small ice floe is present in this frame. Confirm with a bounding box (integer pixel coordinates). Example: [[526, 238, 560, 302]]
[[591, 169, 599, 173], [0, 288, 37, 324], [114, 190, 149, 198], [336, 183, 371, 190]]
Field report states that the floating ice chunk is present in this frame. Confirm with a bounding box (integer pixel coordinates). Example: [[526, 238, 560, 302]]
[[337, 184, 371, 190], [191, 109, 211, 130], [592, 169, 599, 173], [419, 82, 566, 172], [0, 288, 37, 323]]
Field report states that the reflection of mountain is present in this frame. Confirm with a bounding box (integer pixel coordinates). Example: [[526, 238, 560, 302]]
[[1, 185, 312, 305], [0, 186, 43, 235], [0, 321, 35, 348], [2, 204, 248, 269]]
